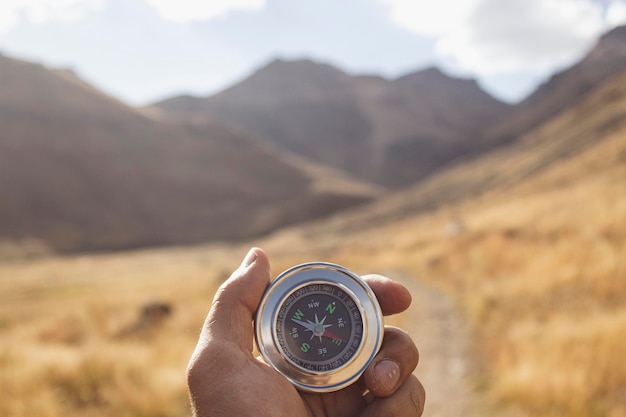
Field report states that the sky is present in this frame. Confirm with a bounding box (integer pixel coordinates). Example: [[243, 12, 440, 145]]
[[0, 0, 625, 106]]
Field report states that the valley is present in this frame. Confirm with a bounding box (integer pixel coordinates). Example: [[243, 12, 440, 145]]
[[1, 25, 625, 417]]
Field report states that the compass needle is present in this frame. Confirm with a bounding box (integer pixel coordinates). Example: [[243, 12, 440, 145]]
[[322, 329, 347, 343], [291, 318, 316, 332]]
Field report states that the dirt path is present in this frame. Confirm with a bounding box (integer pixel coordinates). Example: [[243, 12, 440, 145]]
[[393, 273, 481, 417]]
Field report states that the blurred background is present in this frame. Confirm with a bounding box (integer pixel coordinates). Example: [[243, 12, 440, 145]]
[[1, 1, 625, 416]]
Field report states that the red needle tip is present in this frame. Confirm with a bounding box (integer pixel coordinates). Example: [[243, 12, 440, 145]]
[[322, 329, 347, 343]]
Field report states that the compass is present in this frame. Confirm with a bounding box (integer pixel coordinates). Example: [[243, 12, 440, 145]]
[[255, 262, 383, 393]]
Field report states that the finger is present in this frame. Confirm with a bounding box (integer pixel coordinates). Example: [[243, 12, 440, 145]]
[[300, 383, 367, 417], [363, 326, 419, 397], [362, 274, 412, 316], [199, 247, 271, 352], [361, 375, 425, 417]]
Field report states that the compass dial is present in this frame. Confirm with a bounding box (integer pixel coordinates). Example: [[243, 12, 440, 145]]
[[255, 263, 383, 393], [276, 284, 363, 372]]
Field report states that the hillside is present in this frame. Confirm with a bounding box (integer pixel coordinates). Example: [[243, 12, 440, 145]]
[[0, 54, 374, 254], [484, 25, 626, 147], [154, 59, 509, 187]]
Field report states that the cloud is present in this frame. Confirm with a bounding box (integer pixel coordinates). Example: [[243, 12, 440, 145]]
[[380, 0, 483, 36], [607, 0, 626, 26], [0, 0, 267, 35], [142, 0, 267, 23], [439, 0, 607, 75], [382, 0, 616, 77], [0, 0, 105, 34]]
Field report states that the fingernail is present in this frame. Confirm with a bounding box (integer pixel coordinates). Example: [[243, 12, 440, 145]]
[[374, 360, 400, 392], [242, 248, 258, 268]]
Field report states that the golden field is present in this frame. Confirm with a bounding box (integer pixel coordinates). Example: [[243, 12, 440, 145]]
[[1, 129, 625, 417]]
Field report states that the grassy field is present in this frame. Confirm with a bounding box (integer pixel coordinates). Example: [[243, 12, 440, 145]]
[[1, 131, 625, 416], [0, 245, 235, 417]]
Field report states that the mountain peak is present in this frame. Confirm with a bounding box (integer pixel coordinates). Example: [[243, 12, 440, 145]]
[[586, 24, 626, 62], [397, 66, 448, 80], [600, 24, 626, 42], [393, 66, 480, 91], [213, 57, 353, 104], [251, 57, 350, 82], [264, 57, 329, 69]]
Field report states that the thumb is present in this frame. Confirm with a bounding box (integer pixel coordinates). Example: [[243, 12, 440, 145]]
[[200, 247, 271, 352]]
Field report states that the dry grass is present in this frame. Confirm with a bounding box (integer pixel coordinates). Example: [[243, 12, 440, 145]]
[[1, 132, 624, 416], [0, 245, 242, 417]]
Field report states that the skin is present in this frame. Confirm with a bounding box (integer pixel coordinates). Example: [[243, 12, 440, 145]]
[[187, 247, 425, 417]]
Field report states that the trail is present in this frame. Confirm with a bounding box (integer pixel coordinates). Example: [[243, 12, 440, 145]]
[[393, 273, 481, 417]]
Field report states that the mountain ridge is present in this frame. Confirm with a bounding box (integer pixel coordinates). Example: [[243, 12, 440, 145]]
[[154, 59, 509, 187], [154, 27, 626, 190], [3, 26, 625, 254]]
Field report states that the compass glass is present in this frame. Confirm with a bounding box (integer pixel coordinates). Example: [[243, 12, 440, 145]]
[[275, 283, 363, 372]]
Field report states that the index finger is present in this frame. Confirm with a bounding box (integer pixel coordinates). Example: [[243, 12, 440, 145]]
[[362, 274, 412, 316]]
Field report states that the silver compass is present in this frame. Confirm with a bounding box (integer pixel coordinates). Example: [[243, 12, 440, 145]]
[[255, 262, 383, 393]]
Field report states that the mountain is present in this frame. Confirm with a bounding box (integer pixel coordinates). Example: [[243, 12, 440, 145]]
[[155, 27, 626, 189], [154, 59, 509, 187], [0, 54, 375, 253], [292, 63, 626, 236], [484, 25, 626, 146], [6, 26, 624, 255]]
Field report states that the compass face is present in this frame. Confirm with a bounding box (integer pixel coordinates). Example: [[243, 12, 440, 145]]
[[275, 284, 363, 372], [255, 262, 383, 393]]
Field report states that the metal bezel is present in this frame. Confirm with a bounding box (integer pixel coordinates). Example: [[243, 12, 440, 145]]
[[255, 262, 383, 393]]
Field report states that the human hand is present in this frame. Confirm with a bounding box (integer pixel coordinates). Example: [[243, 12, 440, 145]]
[[187, 248, 425, 417]]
